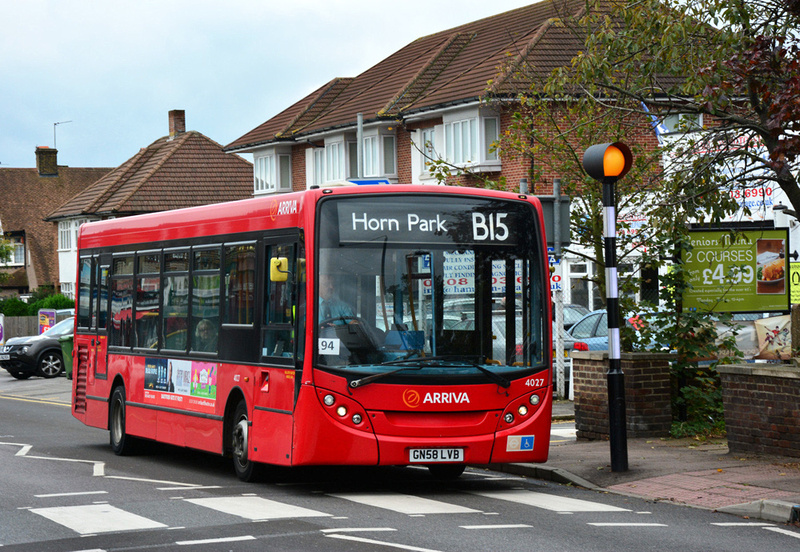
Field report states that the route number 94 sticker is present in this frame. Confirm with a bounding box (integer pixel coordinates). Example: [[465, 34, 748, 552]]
[[318, 337, 341, 355]]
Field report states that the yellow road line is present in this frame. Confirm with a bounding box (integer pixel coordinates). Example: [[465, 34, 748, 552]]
[[0, 393, 71, 407]]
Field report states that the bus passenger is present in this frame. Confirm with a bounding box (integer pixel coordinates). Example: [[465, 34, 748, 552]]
[[195, 319, 218, 352]]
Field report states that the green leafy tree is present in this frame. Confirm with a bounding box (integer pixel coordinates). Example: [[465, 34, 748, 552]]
[[487, 0, 799, 433]]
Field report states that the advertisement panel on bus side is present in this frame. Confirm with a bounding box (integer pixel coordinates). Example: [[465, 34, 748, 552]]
[[143, 357, 217, 414]]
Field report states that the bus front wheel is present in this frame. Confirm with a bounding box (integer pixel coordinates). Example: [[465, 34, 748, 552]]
[[231, 400, 259, 482], [109, 386, 136, 455]]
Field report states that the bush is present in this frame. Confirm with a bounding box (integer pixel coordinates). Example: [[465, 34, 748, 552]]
[[0, 296, 30, 316], [26, 294, 74, 315]]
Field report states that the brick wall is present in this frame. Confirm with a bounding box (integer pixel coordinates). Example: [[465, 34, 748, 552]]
[[573, 351, 674, 439], [718, 364, 800, 458]]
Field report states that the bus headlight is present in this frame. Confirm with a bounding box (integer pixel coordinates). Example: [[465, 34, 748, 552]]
[[352, 414, 363, 424], [336, 405, 348, 417], [323, 394, 335, 406], [518, 405, 528, 416], [529, 394, 540, 406], [504, 413, 514, 424]]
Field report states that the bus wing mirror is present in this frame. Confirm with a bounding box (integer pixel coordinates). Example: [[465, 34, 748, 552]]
[[270, 257, 290, 282]]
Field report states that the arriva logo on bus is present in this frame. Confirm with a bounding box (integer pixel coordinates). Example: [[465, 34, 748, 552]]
[[269, 199, 299, 220], [403, 389, 471, 408]]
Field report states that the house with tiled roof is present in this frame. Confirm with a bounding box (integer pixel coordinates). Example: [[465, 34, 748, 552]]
[[224, 0, 668, 311], [0, 148, 111, 297], [224, 0, 616, 195], [46, 110, 254, 297]]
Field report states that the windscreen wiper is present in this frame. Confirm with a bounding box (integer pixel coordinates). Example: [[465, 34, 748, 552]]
[[349, 355, 510, 389], [349, 364, 424, 388]]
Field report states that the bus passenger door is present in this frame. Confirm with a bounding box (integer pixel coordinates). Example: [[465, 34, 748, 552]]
[[252, 238, 301, 466]]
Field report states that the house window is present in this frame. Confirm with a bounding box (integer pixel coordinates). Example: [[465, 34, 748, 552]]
[[444, 113, 500, 168], [12, 239, 24, 265], [314, 149, 326, 185], [254, 155, 274, 193], [663, 113, 702, 134], [348, 142, 358, 177], [326, 142, 344, 181], [445, 118, 478, 164], [484, 117, 499, 161], [59, 221, 71, 251], [362, 132, 396, 178], [363, 136, 378, 177], [254, 152, 292, 194], [421, 128, 437, 167]]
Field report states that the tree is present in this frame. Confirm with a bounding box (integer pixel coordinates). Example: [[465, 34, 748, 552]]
[[559, 0, 800, 212], [486, 0, 793, 432]]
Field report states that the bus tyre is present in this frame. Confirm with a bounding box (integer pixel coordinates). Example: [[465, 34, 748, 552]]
[[231, 400, 259, 482], [428, 464, 465, 480], [109, 386, 136, 456]]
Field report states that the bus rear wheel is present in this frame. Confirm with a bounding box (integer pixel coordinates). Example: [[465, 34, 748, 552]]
[[109, 386, 136, 455], [231, 400, 259, 482]]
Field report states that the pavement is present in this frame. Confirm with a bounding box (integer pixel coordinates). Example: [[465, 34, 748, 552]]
[[496, 400, 800, 524]]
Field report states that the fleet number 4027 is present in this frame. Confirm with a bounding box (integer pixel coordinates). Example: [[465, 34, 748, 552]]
[[525, 378, 545, 388]]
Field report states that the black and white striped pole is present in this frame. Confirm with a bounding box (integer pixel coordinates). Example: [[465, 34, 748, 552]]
[[583, 142, 633, 472]]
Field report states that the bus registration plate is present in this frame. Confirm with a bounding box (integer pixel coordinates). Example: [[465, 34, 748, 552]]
[[0, 354, 9, 361], [409, 448, 464, 463]]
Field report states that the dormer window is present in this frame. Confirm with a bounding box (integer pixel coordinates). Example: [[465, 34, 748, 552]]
[[2, 235, 24, 266]]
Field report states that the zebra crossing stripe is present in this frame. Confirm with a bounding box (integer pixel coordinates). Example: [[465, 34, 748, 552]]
[[184, 496, 331, 521], [328, 492, 480, 515], [469, 490, 630, 513], [30, 504, 167, 534]]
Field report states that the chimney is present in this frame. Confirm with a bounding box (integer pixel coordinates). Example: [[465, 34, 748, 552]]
[[36, 146, 58, 177], [168, 110, 186, 140]]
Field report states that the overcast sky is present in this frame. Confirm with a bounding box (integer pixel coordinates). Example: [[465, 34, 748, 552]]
[[1, 0, 532, 169]]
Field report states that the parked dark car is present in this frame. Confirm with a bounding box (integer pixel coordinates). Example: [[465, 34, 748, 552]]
[[1, 317, 74, 379]]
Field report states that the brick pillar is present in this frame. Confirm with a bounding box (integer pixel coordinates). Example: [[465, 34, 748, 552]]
[[573, 351, 675, 439]]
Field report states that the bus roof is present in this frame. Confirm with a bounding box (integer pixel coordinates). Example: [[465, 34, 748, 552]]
[[77, 184, 542, 250]]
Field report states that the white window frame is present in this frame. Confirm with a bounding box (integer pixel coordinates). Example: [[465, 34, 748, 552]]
[[58, 221, 72, 251], [662, 113, 703, 134], [1, 236, 24, 267], [254, 147, 293, 194], [361, 128, 397, 178], [442, 108, 501, 171]]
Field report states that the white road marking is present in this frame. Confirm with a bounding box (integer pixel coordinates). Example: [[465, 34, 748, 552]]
[[34, 491, 108, 498], [2, 441, 106, 476], [328, 492, 480, 515], [321, 528, 397, 533], [470, 489, 630, 513], [588, 523, 668, 527], [184, 496, 330, 521], [460, 524, 532, 529], [30, 504, 167, 534], [325, 533, 443, 551], [764, 527, 800, 539], [712, 522, 774, 526], [176, 535, 256, 545], [551, 428, 577, 438]]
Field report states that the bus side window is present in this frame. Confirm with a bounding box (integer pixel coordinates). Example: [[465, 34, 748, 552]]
[[110, 255, 134, 348], [263, 243, 296, 359]]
